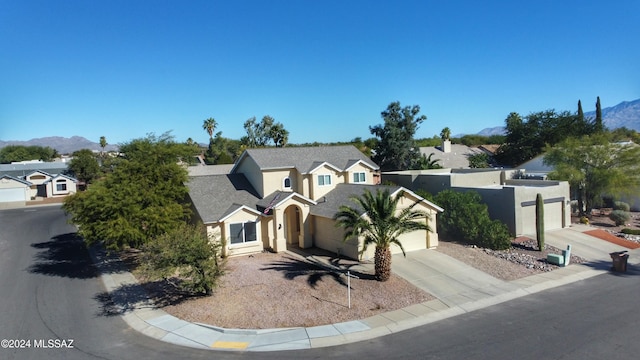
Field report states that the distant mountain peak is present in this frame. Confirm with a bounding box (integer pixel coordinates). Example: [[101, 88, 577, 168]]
[[0, 136, 119, 154]]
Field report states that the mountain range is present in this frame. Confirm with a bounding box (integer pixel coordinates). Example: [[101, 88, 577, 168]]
[[0, 136, 119, 154], [474, 98, 640, 136], [1, 99, 638, 153]]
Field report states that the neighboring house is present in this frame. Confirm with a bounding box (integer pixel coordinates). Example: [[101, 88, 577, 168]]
[[383, 168, 571, 236], [0, 175, 31, 207], [186, 146, 443, 260], [419, 140, 488, 169], [0, 163, 77, 207]]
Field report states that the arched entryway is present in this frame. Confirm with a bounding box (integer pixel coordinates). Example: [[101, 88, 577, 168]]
[[283, 204, 304, 248]]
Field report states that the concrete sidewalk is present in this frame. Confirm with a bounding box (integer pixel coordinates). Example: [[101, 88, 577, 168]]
[[90, 226, 640, 352]]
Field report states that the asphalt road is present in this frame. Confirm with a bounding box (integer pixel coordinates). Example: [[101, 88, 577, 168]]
[[1, 205, 639, 359]]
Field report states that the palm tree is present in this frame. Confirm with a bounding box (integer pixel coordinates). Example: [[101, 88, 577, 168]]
[[99, 136, 107, 156], [202, 117, 217, 140], [440, 127, 451, 140], [334, 188, 431, 281]]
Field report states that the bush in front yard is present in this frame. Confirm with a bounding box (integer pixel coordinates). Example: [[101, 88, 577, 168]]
[[621, 228, 640, 235], [609, 210, 631, 226], [434, 190, 512, 250], [614, 201, 630, 212], [141, 223, 225, 296]]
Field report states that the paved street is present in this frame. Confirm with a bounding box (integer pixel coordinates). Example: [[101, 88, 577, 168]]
[[1, 205, 640, 359]]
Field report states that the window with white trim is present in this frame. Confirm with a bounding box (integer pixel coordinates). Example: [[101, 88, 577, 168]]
[[56, 180, 67, 191], [229, 222, 257, 245], [353, 172, 366, 183], [317, 174, 331, 186], [283, 177, 291, 189]]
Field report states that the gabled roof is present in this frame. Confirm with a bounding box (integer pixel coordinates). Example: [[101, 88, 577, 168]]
[[0, 174, 32, 186], [0, 162, 69, 179], [256, 191, 317, 214], [309, 184, 442, 219], [43, 173, 78, 184], [231, 145, 379, 174], [24, 169, 54, 178], [186, 174, 262, 224]]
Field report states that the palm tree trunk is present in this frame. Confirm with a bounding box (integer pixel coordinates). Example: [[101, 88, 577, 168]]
[[374, 246, 392, 281]]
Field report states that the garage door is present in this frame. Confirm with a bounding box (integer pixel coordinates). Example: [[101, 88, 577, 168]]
[[0, 188, 27, 202], [521, 200, 564, 235]]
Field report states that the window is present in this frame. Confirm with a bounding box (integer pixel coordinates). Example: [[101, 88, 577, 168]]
[[317, 174, 331, 186], [229, 222, 257, 245], [353, 172, 366, 183], [56, 180, 67, 191], [283, 177, 291, 189]]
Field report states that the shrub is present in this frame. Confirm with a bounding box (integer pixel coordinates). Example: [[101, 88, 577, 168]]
[[621, 228, 640, 235], [614, 201, 630, 212], [434, 189, 512, 250], [609, 210, 631, 226], [141, 223, 225, 296], [478, 219, 512, 250], [579, 216, 589, 225]]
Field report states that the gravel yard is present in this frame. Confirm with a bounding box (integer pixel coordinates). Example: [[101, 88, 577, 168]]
[[138, 251, 433, 329], [129, 213, 640, 329]]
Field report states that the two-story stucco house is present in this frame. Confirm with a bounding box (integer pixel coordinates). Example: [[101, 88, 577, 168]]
[[186, 146, 443, 260]]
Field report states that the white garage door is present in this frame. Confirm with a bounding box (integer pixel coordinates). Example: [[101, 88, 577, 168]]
[[521, 201, 564, 235], [0, 188, 27, 202]]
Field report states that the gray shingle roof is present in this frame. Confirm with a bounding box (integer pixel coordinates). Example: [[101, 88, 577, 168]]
[[235, 146, 379, 174], [0, 162, 69, 179], [185, 174, 262, 223], [310, 184, 402, 219]]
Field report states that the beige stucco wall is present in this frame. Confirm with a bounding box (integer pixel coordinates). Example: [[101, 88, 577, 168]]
[[312, 216, 363, 260], [394, 192, 439, 250], [234, 157, 266, 197], [25, 172, 50, 185], [48, 177, 77, 196], [208, 209, 264, 257], [309, 166, 343, 201], [261, 169, 298, 196], [344, 163, 377, 185]]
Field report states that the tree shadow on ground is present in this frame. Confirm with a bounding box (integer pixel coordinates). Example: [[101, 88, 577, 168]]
[[260, 255, 374, 289], [93, 279, 200, 317], [28, 232, 99, 279]]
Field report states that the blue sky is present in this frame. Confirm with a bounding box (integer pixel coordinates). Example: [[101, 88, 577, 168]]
[[1, 0, 638, 146]]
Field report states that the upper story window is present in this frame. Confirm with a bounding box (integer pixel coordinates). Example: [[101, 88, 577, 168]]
[[283, 177, 291, 190], [353, 172, 366, 183], [317, 174, 331, 186]]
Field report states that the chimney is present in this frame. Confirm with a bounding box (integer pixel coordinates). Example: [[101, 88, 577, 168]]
[[442, 139, 451, 153]]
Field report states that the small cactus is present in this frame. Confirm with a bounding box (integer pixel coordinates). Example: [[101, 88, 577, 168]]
[[536, 193, 545, 251]]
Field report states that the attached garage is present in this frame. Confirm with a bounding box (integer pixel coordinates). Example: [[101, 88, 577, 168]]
[[0, 175, 31, 206], [520, 197, 565, 235]]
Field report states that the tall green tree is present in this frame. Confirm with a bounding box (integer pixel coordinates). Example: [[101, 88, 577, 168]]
[[269, 122, 289, 147], [415, 153, 442, 169], [241, 115, 288, 148], [202, 117, 217, 140], [334, 188, 431, 281], [63, 133, 194, 251], [544, 133, 640, 215], [496, 109, 595, 166], [577, 100, 584, 123], [594, 96, 605, 132], [99, 136, 108, 155], [370, 101, 427, 171], [68, 149, 100, 184]]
